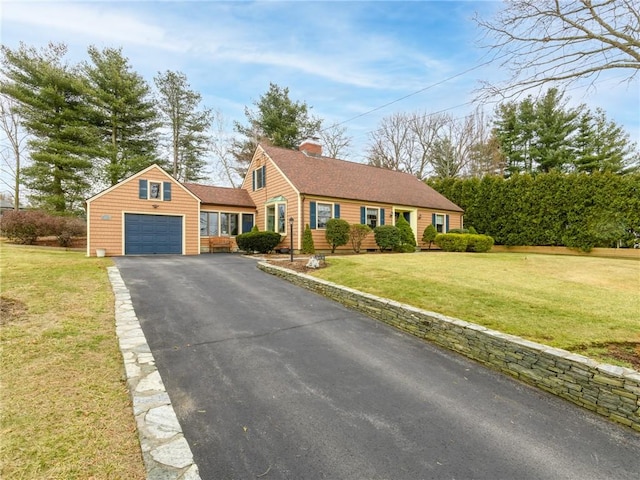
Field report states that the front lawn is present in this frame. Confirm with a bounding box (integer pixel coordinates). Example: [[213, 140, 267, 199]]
[[0, 244, 145, 479], [311, 252, 640, 369]]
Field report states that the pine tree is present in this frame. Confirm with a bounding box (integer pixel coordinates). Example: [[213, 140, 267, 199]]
[[232, 83, 322, 173], [154, 71, 213, 182], [0, 43, 97, 213], [396, 215, 416, 248], [573, 108, 638, 174], [84, 46, 160, 186]]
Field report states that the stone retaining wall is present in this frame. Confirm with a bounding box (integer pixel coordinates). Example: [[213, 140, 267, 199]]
[[258, 262, 640, 431]]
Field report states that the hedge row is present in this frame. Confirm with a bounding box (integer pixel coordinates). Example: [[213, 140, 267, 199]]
[[429, 171, 640, 251], [0, 210, 86, 246], [435, 233, 494, 252]]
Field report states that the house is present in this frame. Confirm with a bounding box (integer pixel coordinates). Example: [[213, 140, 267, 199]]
[[85, 140, 463, 256]]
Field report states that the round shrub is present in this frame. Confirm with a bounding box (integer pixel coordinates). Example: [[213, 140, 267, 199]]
[[235, 231, 282, 253], [435, 233, 468, 252], [374, 225, 400, 251], [465, 234, 494, 252], [422, 224, 437, 250], [325, 218, 350, 253]]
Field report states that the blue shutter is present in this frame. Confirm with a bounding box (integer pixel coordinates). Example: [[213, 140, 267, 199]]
[[432, 213, 436, 225], [252, 170, 256, 191], [380, 208, 385, 226], [334, 204, 340, 219], [139, 179, 147, 199], [445, 215, 450, 232], [261, 165, 266, 187], [163, 182, 171, 201], [310, 201, 317, 229], [360, 207, 366, 224]]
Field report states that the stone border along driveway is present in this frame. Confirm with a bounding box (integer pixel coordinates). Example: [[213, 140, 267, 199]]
[[258, 262, 640, 431], [108, 266, 202, 480]]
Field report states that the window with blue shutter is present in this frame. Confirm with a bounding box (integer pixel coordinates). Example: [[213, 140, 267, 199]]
[[360, 207, 366, 224], [163, 182, 171, 201], [310, 201, 317, 229], [445, 215, 450, 233], [261, 165, 266, 188], [334, 204, 340, 219], [139, 179, 147, 199], [252, 170, 256, 191], [380, 208, 385, 226]]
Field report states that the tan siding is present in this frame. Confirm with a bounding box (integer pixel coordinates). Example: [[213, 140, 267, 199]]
[[302, 198, 464, 253], [245, 151, 300, 249], [87, 166, 200, 256]]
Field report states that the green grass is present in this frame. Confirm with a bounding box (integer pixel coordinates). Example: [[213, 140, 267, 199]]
[[312, 252, 640, 368], [0, 244, 145, 479]]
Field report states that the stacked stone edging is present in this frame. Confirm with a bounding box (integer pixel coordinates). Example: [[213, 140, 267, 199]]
[[258, 262, 640, 431]]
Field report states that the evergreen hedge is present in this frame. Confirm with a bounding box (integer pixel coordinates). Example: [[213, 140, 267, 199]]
[[235, 231, 282, 253], [374, 225, 400, 251], [428, 171, 640, 251]]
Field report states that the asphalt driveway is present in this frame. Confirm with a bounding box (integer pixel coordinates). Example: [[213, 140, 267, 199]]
[[114, 254, 640, 480]]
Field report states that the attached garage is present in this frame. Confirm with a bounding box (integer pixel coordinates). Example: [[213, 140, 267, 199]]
[[124, 214, 183, 255], [86, 164, 201, 257]]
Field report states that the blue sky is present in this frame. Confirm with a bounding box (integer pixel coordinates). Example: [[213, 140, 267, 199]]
[[2, 0, 639, 187]]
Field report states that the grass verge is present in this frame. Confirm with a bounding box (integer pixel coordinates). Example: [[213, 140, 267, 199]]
[[0, 244, 145, 479], [311, 252, 640, 369]]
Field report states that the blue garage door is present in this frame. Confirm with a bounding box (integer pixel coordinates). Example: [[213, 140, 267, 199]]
[[125, 214, 182, 255]]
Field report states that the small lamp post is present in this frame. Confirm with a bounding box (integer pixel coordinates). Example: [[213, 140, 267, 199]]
[[289, 217, 294, 262]]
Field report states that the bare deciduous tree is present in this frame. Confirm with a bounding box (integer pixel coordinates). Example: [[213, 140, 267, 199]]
[[0, 94, 29, 209], [367, 110, 492, 179], [318, 124, 352, 159], [367, 112, 448, 180], [475, 0, 640, 98], [210, 110, 243, 187]]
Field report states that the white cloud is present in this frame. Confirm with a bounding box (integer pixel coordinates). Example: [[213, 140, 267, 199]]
[[2, 2, 189, 52]]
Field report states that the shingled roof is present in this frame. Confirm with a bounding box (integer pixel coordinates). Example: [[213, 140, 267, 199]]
[[260, 144, 463, 212], [183, 183, 255, 208]]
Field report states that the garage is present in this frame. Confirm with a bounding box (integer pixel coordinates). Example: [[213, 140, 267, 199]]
[[124, 214, 183, 255]]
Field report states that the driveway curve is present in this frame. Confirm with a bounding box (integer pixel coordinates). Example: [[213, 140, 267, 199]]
[[114, 254, 640, 480]]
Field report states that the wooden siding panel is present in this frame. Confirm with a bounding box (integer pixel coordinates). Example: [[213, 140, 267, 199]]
[[245, 150, 300, 248], [88, 167, 200, 256]]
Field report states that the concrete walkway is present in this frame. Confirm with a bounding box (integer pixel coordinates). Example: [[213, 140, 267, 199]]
[[108, 266, 201, 480]]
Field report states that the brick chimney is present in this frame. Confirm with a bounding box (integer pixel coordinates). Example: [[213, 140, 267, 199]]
[[299, 137, 322, 156]]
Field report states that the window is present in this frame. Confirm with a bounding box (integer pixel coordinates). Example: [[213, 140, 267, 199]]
[[360, 206, 385, 229], [433, 213, 449, 233], [266, 202, 286, 234], [139, 179, 172, 201], [310, 202, 339, 229], [253, 165, 266, 190], [366, 208, 378, 229], [200, 212, 219, 236], [149, 182, 161, 199], [221, 213, 239, 236], [317, 203, 331, 229], [242, 214, 254, 233]]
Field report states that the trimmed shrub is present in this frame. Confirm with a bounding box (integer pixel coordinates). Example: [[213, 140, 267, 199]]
[[465, 234, 494, 253], [422, 224, 437, 250], [302, 224, 315, 254], [235, 231, 282, 253], [325, 218, 350, 253], [435, 233, 468, 252], [395, 215, 416, 247], [374, 225, 400, 251], [447, 228, 470, 234], [251, 225, 259, 232], [468, 226, 478, 234], [349, 223, 371, 253]]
